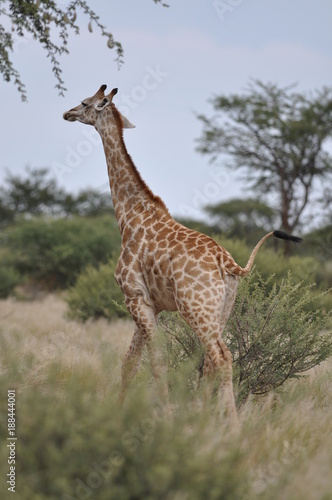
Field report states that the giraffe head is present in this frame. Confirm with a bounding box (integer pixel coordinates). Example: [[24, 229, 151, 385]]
[[63, 84, 135, 129]]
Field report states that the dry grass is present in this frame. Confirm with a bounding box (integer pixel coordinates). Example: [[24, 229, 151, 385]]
[[0, 293, 133, 349], [240, 360, 332, 499], [1, 295, 332, 499], [0, 294, 134, 394]]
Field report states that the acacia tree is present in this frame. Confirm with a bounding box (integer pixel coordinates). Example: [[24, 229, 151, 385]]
[[196, 81, 332, 250], [0, 0, 167, 101], [0, 166, 64, 221]]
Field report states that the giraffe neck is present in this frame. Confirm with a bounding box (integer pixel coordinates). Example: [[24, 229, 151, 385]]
[[96, 112, 170, 235]]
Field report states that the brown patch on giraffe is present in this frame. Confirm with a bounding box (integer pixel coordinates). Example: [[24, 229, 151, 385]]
[[121, 249, 134, 266], [152, 221, 165, 232]]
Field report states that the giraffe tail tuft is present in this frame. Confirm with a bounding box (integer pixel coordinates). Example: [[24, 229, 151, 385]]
[[273, 230, 303, 244]]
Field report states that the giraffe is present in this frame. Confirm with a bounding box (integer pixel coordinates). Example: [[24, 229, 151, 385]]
[[63, 85, 302, 426]]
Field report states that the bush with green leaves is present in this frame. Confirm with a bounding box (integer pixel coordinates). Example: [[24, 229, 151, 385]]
[[9, 388, 245, 500], [0, 264, 20, 298], [228, 271, 332, 403], [159, 271, 332, 404], [1, 215, 121, 289], [66, 257, 127, 321]]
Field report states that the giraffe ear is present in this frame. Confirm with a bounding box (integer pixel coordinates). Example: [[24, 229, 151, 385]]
[[95, 97, 109, 111], [120, 113, 135, 129]]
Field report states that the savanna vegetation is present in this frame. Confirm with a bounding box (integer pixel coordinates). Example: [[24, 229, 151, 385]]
[[1, 295, 332, 499], [1, 78, 332, 499]]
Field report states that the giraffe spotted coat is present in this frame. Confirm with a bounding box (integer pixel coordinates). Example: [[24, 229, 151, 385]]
[[64, 85, 301, 427]]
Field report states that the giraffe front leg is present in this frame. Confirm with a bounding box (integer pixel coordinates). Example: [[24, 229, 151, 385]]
[[126, 296, 169, 403], [198, 353, 216, 403], [145, 335, 169, 401], [119, 327, 146, 405]]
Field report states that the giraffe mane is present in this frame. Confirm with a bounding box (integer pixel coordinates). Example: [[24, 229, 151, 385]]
[[110, 105, 170, 213]]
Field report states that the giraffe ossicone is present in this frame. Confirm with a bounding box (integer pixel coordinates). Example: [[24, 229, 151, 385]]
[[64, 85, 302, 428]]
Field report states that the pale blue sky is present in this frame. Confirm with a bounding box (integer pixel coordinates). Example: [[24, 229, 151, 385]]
[[1, 0, 331, 221]]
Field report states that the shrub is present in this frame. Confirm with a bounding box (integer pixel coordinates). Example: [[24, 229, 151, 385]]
[[159, 271, 332, 403], [158, 311, 204, 392], [2, 215, 121, 289], [0, 264, 20, 298], [66, 257, 128, 321], [228, 271, 332, 403], [9, 387, 245, 500]]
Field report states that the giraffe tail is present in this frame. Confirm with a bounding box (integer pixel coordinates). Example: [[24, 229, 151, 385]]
[[227, 230, 303, 277]]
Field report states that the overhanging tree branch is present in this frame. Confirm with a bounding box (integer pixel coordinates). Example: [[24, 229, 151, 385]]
[[0, 0, 168, 101]]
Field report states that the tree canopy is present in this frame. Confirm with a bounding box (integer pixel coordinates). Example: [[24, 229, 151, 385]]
[[196, 81, 332, 240], [0, 166, 114, 224], [0, 0, 168, 101]]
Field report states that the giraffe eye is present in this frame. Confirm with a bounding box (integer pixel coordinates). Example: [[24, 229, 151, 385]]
[[81, 102, 88, 108]]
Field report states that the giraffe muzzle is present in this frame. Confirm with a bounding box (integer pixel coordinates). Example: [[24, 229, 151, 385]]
[[63, 111, 77, 122]]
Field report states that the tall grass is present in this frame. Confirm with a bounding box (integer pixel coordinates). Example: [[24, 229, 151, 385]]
[[0, 295, 332, 499]]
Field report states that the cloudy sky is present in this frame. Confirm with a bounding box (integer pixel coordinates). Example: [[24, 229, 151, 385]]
[[1, 0, 331, 221]]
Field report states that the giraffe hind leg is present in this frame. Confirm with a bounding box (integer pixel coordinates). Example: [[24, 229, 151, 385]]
[[199, 275, 239, 405], [205, 339, 239, 429], [178, 282, 239, 428]]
